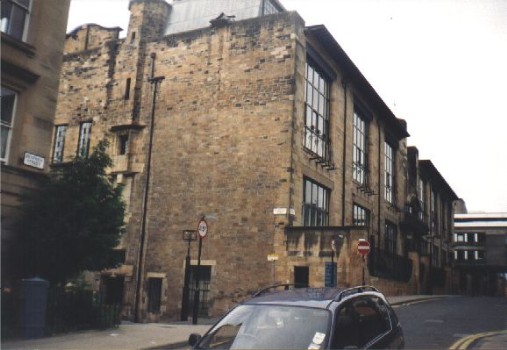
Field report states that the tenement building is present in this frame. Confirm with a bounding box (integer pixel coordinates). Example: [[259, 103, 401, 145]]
[[1, 0, 71, 283], [54, 0, 460, 321]]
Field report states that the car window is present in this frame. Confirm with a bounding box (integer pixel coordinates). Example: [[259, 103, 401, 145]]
[[197, 304, 330, 349], [332, 296, 391, 349]]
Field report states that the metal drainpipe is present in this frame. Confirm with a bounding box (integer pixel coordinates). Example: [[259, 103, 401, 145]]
[[341, 78, 348, 227], [134, 53, 165, 323]]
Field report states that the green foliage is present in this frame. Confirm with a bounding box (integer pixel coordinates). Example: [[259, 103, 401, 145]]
[[11, 140, 126, 284]]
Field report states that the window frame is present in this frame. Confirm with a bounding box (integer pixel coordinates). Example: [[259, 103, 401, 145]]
[[304, 58, 331, 161], [0, 0, 31, 42], [353, 108, 368, 185], [1, 86, 18, 163], [52, 124, 67, 163], [77, 121, 92, 157], [302, 177, 330, 227]]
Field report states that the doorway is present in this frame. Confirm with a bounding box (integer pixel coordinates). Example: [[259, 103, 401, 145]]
[[101, 275, 124, 305], [294, 266, 309, 288], [188, 265, 212, 316]]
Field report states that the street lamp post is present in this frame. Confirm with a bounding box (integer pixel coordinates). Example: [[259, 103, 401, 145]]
[[181, 230, 197, 321]]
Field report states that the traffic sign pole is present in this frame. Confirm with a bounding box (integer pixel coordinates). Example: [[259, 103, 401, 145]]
[[192, 218, 208, 325], [357, 239, 370, 285]]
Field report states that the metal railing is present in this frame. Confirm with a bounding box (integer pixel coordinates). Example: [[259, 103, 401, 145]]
[[368, 249, 413, 282]]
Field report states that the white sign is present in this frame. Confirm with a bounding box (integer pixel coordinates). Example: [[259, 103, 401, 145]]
[[23, 152, 45, 169], [197, 219, 208, 238], [267, 254, 279, 261], [273, 208, 287, 215]]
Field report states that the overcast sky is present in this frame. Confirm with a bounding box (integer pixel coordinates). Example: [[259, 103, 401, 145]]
[[67, 0, 507, 213]]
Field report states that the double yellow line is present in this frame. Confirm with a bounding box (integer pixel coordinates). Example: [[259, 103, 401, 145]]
[[449, 330, 507, 350]]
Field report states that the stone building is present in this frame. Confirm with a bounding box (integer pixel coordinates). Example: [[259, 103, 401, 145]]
[[54, 0, 460, 321], [405, 147, 459, 294], [1, 0, 71, 282]]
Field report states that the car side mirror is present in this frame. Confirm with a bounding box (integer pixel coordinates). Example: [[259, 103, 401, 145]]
[[188, 333, 202, 347]]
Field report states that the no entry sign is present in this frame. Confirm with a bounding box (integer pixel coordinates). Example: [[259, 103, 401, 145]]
[[357, 239, 370, 256]]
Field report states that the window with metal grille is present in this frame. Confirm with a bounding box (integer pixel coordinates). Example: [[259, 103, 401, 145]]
[[304, 60, 330, 161], [77, 121, 92, 157], [52, 125, 67, 163], [1, 0, 30, 41], [1, 86, 17, 163], [353, 204, 369, 226], [384, 142, 394, 203], [353, 109, 368, 185], [303, 178, 330, 226]]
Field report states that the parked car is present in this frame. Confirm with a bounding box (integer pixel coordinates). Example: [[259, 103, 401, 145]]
[[189, 284, 404, 349]]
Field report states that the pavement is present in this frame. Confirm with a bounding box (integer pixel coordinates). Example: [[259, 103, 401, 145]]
[[2, 295, 506, 350]]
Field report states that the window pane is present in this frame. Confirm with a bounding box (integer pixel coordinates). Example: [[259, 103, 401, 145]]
[[1, 125, 10, 159], [78, 122, 92, 157], [10, 6, 25, 39], [52, 125, 67, 163], [1, 87, 16, 124]]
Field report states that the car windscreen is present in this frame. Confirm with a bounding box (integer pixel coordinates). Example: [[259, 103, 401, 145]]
[[196, 304, 331, 349]]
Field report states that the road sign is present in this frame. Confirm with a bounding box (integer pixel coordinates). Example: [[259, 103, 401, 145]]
[[357, 239, 370, 256], [197, 219, 208, 238]]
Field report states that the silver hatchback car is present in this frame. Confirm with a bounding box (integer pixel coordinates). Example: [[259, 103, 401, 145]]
[[189, 285, 404, 349]]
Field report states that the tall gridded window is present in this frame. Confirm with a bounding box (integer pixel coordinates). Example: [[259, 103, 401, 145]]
[[385, 221, 397, 254], [303, 178, 330, 226], [77, 121, 92, 157], [418, 178, 425, 221], [384, 142, 394, 203], [52, 125, 67, 163], [353, 109, 367, 185], [1, 0, 30, 41], [1, 86, 17, 162], [304, 60, 330, 160], [353, 204, 369, 226]]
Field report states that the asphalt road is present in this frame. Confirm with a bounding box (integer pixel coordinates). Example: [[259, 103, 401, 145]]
[[394, 296, 507, 349]]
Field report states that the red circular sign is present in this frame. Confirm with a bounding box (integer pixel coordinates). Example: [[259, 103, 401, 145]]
[[357, 240, 370, 256]]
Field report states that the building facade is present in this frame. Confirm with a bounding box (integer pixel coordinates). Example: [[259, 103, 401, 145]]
[[453, 213, 507, 296], [54, 0, 460, 321], [1, 0, 71, 282]]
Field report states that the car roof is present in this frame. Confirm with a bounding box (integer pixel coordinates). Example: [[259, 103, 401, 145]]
[[244, 286, 383, 309]]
